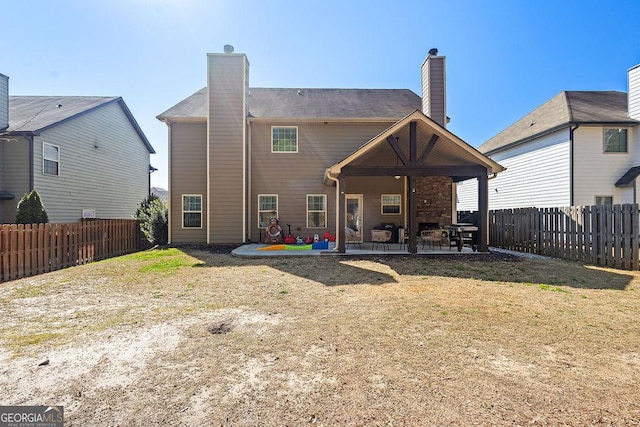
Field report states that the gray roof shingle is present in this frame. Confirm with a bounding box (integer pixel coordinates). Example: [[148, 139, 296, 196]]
[[479, 91, 639, 154], [7, 96, 118, 132], [4, 96, 154, 153], [157, 87, 421, 120], [157, 88, 208, 120]]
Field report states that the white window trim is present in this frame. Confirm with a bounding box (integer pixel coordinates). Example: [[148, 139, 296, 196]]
[[182, 194, 203, 229], [42, 141, 60, 176], [306, 194, 327, 228], [381, 194, 402, 215], [271, 126, 299, 153], [603, 128, 629, 153], [258, 194, 278, 228]]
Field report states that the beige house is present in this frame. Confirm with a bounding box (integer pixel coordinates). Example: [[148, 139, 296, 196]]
[[157, 47, 503, 253], [0, 80, 155, 223]]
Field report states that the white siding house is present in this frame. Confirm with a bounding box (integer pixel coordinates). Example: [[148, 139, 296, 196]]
[[629, 65, 640, 121], [457, 129, 571, 210], [0, 74, 8, 131], [573, 126, 637, 206], [458, 74, 640, 211], [0, 96, 155, 223]]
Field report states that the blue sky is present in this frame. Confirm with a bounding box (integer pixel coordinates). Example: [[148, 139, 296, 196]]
[[4, 0, 640, 189]]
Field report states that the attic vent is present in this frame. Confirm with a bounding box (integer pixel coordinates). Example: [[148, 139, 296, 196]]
[[223, 45, 234, 54]]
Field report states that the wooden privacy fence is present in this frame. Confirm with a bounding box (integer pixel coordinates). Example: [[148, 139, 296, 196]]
[[489, 205, 640, 270], [0, 219, 142, 282]]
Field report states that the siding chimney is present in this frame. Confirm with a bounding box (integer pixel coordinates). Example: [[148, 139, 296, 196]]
[[629, 64, 640, 120], [207, 49, 249, 243], [421, 49, 447, 128], [0, 73, 8, 131]]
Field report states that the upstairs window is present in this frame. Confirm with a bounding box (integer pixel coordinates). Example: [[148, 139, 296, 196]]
[[306, 194, 327, 228], [604, 128, 628, 153], [258, 194, 278, 227], [271, 126, 298, 153], [43, 142, 60, 176]]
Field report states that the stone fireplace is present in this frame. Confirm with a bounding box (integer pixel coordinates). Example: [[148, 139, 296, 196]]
[[415, 176, 452, 228]]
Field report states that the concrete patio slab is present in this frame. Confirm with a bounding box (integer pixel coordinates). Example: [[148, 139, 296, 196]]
[[231, 242, 484, 258]]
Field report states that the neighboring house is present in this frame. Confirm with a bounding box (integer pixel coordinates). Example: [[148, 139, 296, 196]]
[[457, 64, 640, 211], [157, 47, 503, 253], [0, 79, 155, 223], [151, 187, 168, 203]]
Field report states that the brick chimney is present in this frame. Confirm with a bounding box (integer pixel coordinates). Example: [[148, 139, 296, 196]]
[[0, 73, 8, 131], [629, 64, 640, 120], [421, 48, 447, 128]]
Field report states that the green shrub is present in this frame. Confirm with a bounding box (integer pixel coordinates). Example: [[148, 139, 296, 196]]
[[15, 189, 49, 224], [135, 194, 168, 245]]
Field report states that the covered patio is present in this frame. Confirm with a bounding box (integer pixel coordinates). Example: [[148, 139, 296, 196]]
[[325, 110, 504, 254]]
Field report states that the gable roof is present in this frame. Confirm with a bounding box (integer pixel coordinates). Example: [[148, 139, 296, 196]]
[[157, 87, 421, 121], [480, 91, 639, 154], [4, 96, 155, 153], [326, 110, 504, 179]]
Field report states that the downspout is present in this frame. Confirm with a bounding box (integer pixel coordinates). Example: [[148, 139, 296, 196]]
[[242, 64, 247, 244], [165, 120, 172, 244], [569, 123, 580, 206], [28, 135, 34, 191], [247, 121, 253, 242], [326, 170, 340, 250]]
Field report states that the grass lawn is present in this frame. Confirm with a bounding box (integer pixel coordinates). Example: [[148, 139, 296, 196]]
[[1, 248, 639, 426]]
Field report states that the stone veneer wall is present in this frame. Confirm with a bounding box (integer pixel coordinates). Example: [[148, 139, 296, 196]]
[[415, 176, 452, 228]]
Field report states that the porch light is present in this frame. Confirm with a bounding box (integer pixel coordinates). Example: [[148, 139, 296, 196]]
[[394, 175, 401, 180]]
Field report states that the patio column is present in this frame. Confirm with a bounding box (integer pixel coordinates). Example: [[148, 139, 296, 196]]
[[408, 121, 418, 254], [478, 172, 489, 252], [408, 174, 418, 253]]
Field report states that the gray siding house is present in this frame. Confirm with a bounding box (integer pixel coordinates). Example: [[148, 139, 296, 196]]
[[0, 90, 155, 223], [158, 48, 503, 253], [458, 65, 640, 211]]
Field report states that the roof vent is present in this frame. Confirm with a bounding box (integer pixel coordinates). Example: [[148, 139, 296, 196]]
[[223, 44, 234, 54], [428, 48, 438, 56]]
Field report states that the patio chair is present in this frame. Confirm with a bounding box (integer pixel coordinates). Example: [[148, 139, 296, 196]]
[[421, 229, 443, 250], [345, 227, 361, 249], [371, 229, 392, 251]]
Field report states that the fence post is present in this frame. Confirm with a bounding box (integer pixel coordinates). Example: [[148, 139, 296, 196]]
[[622, 204, 631, 269], [614, 204, 622, 269], [634, 204, 640, 271]]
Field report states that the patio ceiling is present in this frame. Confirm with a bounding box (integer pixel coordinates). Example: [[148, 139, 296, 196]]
[[325, 110, 504, 182]]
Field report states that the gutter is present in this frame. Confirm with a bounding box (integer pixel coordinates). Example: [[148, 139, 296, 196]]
[[28, 135, 34, 191]]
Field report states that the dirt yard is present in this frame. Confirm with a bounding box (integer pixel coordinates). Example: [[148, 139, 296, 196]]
[[1, 248, 640, 426]]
